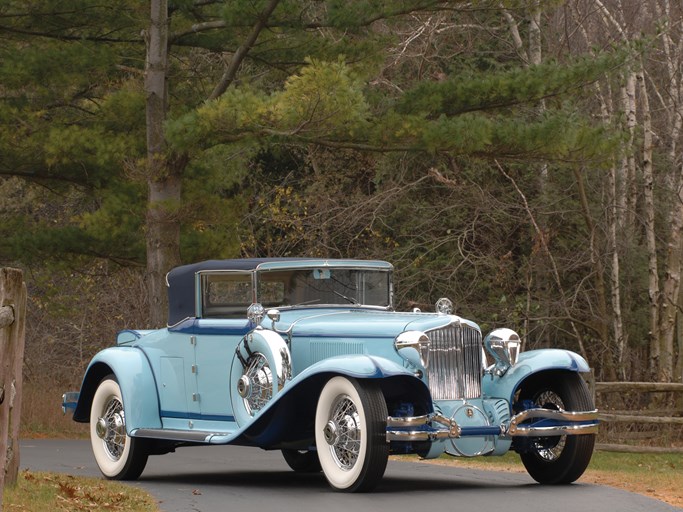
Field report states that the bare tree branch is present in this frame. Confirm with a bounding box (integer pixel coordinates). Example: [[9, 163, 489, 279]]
[[207, 0, 281, 101]]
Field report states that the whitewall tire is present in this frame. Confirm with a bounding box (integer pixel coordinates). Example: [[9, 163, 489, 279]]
[[89, 376, 148, 480], [314, 376, 388, 492]]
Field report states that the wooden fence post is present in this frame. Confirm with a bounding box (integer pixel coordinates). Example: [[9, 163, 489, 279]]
[[0, 268, 27, 508]]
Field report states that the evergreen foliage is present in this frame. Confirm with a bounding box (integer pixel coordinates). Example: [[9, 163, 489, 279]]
[[6, 0, 681, 383]]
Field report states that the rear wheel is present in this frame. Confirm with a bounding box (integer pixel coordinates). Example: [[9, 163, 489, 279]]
[[314, 377, 388, 492], [90, 376, 148, 480], [517, 373, 595, 484]]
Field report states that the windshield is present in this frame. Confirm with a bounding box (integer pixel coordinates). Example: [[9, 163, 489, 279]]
[[256, 268, 391, 308]]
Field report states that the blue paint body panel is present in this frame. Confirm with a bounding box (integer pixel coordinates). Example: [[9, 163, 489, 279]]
[[73, 347, 162, 432], [482, 349, 591, 403]]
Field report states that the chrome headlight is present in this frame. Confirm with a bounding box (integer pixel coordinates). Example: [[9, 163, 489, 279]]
[[247, 303, 265, 324], [484, 328, 521, 376], [394, 331, 430, 369]]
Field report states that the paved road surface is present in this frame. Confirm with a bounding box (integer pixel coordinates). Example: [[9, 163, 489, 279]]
[[20, 440, 682, 512]]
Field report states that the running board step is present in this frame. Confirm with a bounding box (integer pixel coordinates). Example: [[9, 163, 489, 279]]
[[131, 428, 233, 444]]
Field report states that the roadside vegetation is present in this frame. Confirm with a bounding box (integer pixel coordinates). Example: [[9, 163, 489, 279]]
[[3, 0, 682, 507], [3, 1, 683, 388], [393, 451, 683, 508], [4, 471, 158, 511]]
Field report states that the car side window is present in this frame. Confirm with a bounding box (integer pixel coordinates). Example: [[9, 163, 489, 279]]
[[201, 272, 253, 318]]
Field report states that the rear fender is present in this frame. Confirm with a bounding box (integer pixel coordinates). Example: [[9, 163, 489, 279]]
[[482, 349, 591, 404], [73, 347, 161, 433]]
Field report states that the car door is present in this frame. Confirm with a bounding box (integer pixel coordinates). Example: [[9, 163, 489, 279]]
[[192, 271, 254, 422]]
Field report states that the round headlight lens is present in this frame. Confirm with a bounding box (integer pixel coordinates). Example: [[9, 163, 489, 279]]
[[394, 331, 431, 369]]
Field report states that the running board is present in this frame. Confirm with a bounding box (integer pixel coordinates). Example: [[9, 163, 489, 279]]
[[131, 428, 233, 444]]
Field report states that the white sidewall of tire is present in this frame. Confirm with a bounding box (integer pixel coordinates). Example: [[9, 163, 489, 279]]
[[315, 376, 368, 490], [90, 378, 132, 478]]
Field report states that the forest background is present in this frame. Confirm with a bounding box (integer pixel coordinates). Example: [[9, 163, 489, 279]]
[[1, 0, 683, 435]]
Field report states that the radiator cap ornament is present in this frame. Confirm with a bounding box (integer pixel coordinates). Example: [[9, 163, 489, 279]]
[[435, 297, 454, 315]]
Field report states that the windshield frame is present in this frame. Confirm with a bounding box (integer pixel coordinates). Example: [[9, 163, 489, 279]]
[[255, 265, 393, 311]]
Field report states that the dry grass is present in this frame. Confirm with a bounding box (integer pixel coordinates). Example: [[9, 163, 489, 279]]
[[3, 470, 158, 511], [20, 381, 88, 439]]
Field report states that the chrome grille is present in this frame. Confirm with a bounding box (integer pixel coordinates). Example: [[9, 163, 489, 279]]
[[426, 322, 482, 400]]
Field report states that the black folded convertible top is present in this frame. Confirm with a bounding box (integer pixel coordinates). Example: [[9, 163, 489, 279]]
[[166, 258, 316, 325]]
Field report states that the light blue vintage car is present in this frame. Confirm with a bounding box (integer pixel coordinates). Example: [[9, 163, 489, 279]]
[[63, 258, 598, 492]]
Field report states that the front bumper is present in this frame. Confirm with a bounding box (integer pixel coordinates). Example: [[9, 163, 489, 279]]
[[386, 408, 599, 442]]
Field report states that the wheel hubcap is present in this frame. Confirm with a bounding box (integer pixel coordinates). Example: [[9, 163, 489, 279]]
[[323, 420, 339, 445], [326, 395, 361, 470], [96, 417, 107, 439]]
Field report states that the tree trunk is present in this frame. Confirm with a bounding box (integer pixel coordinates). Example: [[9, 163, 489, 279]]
[[677, 285, 683, 383], [145, 0, 180, 328], [573, 168, 614, 379], [620, 71, 638, 230], [636, 68, 661, 379], [659, 183, 683, 382]]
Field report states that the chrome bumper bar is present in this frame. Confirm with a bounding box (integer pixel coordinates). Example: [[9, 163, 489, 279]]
[[507, 408, 599, 436], [61, 392, 80, 414], [386, 408, 599, 442]]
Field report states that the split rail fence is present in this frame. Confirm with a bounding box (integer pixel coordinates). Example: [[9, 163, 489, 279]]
[[594, 381, 683, 454]]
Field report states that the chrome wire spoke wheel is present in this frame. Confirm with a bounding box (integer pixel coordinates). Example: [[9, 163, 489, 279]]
[[531, 390, 566, 462], [238, 352, 273, 416], [98, 396, 126, 461], [326, 395, 362, 470]]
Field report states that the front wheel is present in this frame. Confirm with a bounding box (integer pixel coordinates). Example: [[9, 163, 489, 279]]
[[517, 372, 595, 485], [90, 376, 148, 480], [315, 377, 388, 492]]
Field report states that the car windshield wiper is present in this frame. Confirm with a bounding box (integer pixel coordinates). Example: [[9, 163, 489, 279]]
[[332, 290, 359, 305], [291, 299, 321, 307]]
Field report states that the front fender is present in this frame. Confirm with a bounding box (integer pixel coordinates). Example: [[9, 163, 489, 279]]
[[73, 347, 161, 433], [298, 354, 419, 381], [229, 354, 432, 446], [286, 354, 433, 416], [482, 349, 591, 403]]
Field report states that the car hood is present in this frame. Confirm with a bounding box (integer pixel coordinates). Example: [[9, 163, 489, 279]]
[[273, 308, 479, 339]]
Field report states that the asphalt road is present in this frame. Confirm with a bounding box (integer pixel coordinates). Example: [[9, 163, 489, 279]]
[[20, 439, 682, 512]]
